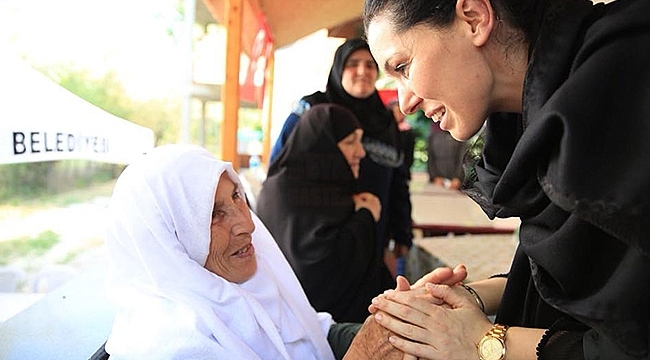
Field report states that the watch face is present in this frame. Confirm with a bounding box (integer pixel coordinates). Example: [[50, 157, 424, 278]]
[[479, 337, 505, 360]]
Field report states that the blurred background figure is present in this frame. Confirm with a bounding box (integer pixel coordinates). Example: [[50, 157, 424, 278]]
[[387, 99, 414, 181], [256, 104, 384, 323], [385, 98, 414, 277], [269, 38, 412, 286], [427, 120, 466, 190]]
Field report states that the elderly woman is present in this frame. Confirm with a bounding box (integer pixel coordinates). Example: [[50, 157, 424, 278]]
[[256, 104, 384, 324], [103, 144, 338, 359]]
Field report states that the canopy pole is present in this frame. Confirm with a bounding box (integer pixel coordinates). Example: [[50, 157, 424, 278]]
[[221, 0, 243, 169], [261, 51, 274, 168]]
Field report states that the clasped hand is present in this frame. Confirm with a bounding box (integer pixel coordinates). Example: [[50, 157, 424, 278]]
[[349, 264, 495, 360]]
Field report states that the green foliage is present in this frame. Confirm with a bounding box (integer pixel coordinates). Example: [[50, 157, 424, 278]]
[[239, 108, 263, 132], [0, 231, 60, 266], [406, 110, 432, 171], [50, 67, 181, 146], [404, 110, 487, 176], [0, 161, 119, 204], [0, 162, 54, 200]]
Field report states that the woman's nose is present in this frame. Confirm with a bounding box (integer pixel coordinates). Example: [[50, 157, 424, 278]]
[[357, 143, 366, 158], [398, 84, 421, 115], [233, 204, 255, 233]]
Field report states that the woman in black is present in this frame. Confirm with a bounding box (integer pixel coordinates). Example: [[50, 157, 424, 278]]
[[256, 103, 385, 323], [270, 38, 413, 273], [360, 0, 650, 358]]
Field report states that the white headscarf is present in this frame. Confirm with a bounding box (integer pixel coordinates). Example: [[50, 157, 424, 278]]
[[104, 144, 335, 360]]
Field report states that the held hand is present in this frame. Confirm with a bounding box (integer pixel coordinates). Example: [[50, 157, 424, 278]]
[[370, 264, 468, 314], [371, 284, 493, 360], [342, 315, 404, 360], [369, 276, 412, 314], [396, 276, 411, 291], [411, 263, 468, 288], [353, 192, 381, 222]]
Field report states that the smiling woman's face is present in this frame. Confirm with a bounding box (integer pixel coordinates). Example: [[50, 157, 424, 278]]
[[341, 49, 379, 99], [367, 18, 493, 141], [365, 0, 505, 141], [204, 173, 257, 283]]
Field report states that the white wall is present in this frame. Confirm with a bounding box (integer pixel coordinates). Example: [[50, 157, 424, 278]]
[[270, 30, 345, 146]]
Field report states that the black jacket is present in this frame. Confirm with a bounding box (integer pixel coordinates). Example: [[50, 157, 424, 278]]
[[467, 0, 650, 358]]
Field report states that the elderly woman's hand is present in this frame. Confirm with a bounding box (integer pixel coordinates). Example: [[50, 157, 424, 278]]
[[352, 192, 381, 222], [370, 283, 493, 360], [342, 314, 405, 360]]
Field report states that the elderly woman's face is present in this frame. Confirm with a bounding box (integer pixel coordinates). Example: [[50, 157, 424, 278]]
[[337, 128, 365, 179], [366, 14, 493, 141], [204, 173, 256, 283]]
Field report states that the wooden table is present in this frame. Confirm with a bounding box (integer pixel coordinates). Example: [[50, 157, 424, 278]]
[[410, 184, 520, 237]]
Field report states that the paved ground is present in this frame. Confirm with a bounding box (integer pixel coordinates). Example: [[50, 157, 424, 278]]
[[0, 196, 110, 293], [408, 233, 518, 283]]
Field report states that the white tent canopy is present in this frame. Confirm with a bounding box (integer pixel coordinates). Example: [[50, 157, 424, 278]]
[[0, 54, 154, 165]]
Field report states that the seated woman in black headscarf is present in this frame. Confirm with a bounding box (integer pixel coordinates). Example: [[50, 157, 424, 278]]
[[256, 103, 383, 324]]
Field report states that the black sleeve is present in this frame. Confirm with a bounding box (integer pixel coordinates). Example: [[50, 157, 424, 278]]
[[336, 208, 377, 266], [328, 322, 362, 360], [536, 317, 588, 360], [299, 209, 378, 318]]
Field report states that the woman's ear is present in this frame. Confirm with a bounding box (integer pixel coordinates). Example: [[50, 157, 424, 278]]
[[455, 0, 495, 47]]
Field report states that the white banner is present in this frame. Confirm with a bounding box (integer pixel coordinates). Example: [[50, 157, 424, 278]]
[[0, 54, 155, 165]]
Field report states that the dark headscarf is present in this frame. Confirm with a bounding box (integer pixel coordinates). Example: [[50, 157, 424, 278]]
[[303, 38, 396, 145], [265, 103, 360, 186], [257, 104, 388, 322]]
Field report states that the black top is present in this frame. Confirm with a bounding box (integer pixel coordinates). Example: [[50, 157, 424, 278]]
[[465, 0, 650, 358], [256, 103, 393, 323]]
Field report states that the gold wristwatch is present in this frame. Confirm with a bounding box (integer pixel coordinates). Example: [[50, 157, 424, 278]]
[[477, 324, 509, 360]]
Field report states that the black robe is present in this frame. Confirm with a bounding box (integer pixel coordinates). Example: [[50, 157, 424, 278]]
[[256, 104, 391, 323], [272, 38, 413, 260], [466, 0, 650, 358]]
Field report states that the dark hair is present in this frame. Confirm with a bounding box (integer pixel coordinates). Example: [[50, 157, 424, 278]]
[[363, 0, 544, 46], [364, 0, 454, 33]]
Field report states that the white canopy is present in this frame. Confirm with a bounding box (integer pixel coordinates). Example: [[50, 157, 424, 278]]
[[0, 54, 155, 165]]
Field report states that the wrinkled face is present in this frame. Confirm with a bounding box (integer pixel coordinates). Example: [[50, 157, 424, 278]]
[[341, 49, 379, 99], [204, 173, 256, 283], [366, 15, 493, 141], [337, 128, 365, 179]]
